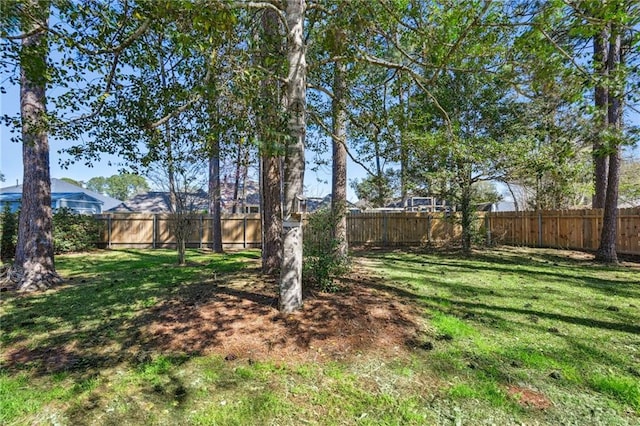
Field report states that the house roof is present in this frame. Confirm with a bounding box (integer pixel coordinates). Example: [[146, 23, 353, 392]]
[[51, 192, 103, 204], [108, 191, 210, 213], [0, 178, 122, 210]]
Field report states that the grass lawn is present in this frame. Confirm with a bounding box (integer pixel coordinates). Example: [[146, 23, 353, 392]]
[[0, 246, 638, 425]]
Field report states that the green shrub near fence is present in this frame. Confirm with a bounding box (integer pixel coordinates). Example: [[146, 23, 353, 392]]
[[52, 208, 101, 254], [0, 203, 17, 261], [303, 208, 350, 292], [0, 207, 100, 260]]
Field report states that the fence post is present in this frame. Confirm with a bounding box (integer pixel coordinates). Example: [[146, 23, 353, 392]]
[[152, 214, 157, 249], [537, 212, 542, 247], [107, 215, 112, 249], [199, 215, 204, 249], [243, 215, 247, 249], [426, 214, 431, 243]]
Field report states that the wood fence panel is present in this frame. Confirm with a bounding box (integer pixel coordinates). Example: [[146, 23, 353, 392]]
[[109, 214, 154, 247], [94, 209, 640, 255], [618, 208, 640, 255], [348, 213, 384, 245], [486, 208, 639, 255]]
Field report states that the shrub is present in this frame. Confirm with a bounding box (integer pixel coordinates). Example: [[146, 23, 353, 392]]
[[303, 208, 350, 292], [53, 208, 101, 254], [0, 204, 18, 261]]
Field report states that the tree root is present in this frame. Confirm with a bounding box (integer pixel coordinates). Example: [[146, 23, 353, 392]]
[[0, 264, 62, 292], [0, 263, 19, 291]]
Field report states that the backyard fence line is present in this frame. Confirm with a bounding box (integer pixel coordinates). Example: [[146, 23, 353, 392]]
[[486, 208, 640, 255], [94, 213, 262, 250], [94, 208, 640, 255]]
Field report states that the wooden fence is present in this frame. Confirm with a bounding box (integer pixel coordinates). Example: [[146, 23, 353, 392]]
[[486, 208, 640, 255], [94, 208, 640, 255], [94, 213, 262, 249]]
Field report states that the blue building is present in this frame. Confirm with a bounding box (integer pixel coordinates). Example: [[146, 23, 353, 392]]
[[0, 178, 122, 214]]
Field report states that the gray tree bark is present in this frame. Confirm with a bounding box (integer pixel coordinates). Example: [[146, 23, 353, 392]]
[[15, 0, 61, 291], [279, 0, 306, 313], [331, 56, 348, 258]]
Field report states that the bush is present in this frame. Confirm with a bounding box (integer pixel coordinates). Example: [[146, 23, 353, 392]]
[[53, 208, 101, 254], [0, 204, 18, 261], [303, 208, 350, 292]]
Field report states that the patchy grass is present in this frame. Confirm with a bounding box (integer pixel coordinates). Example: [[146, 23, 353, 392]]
[[0, 247, 638, 425]]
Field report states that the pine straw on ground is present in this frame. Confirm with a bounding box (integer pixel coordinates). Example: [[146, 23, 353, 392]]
[[2, 258, 425, 373], [139, 264, 424, 365]]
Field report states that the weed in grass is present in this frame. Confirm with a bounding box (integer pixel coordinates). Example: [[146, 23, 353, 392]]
[[448, 383, 478, 398], [590, 374, 640, 410], [431, 312, 478, 339]]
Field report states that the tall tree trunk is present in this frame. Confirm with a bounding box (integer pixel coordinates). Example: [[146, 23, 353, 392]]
[[331, 55, 348, 258], [261, 156, 282, 274], [208, 134, 223, 253], [593, 26, 609, 209], [15, 1, 60, 291], [232, 141, 243, 214], [459, 169, 473, 254], [398, 77, 409, 209], [279, 0, 306, 313], [596, 27, 622, 264], [372, 128, 384, 207], [259, 8, 282, 275]]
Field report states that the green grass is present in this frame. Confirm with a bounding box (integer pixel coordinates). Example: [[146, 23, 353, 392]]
[[1, 247, 639, 425]]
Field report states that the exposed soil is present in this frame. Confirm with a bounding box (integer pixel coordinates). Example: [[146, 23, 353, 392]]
[[506, 385, 553, 410]]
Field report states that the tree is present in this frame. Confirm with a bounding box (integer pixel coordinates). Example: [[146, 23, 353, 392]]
[[13, 0, 61, 291], [2, 1, 158, 289], [256, 8, 285, 274], [350, 170, 399, 208], [279, 0, 307, 313], [207, 98, 224, 253], [86, 174, 149, 200]]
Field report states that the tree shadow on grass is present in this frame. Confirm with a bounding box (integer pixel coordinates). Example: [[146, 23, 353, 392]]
[[1, 253, 423, 382], [365, 249, 640, 300], [363, 277, 640, 336]]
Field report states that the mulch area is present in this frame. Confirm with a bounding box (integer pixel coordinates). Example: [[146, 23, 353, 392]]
[[139, 264, 423, 364]]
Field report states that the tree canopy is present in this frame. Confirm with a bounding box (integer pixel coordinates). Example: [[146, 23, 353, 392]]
[[3, 0, 639, 294]]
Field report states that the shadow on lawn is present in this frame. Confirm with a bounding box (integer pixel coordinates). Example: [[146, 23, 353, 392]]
[[370, 250, 640, 299], [364, 278, 640, 336], [0, 250, 254, 376], [1, 250, 422, 381]]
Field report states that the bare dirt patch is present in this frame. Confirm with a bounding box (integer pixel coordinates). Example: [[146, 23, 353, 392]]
[[506, 385, 553, 409]]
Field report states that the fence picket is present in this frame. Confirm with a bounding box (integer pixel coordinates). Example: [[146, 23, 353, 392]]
[[94, 208, 640, 255]]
